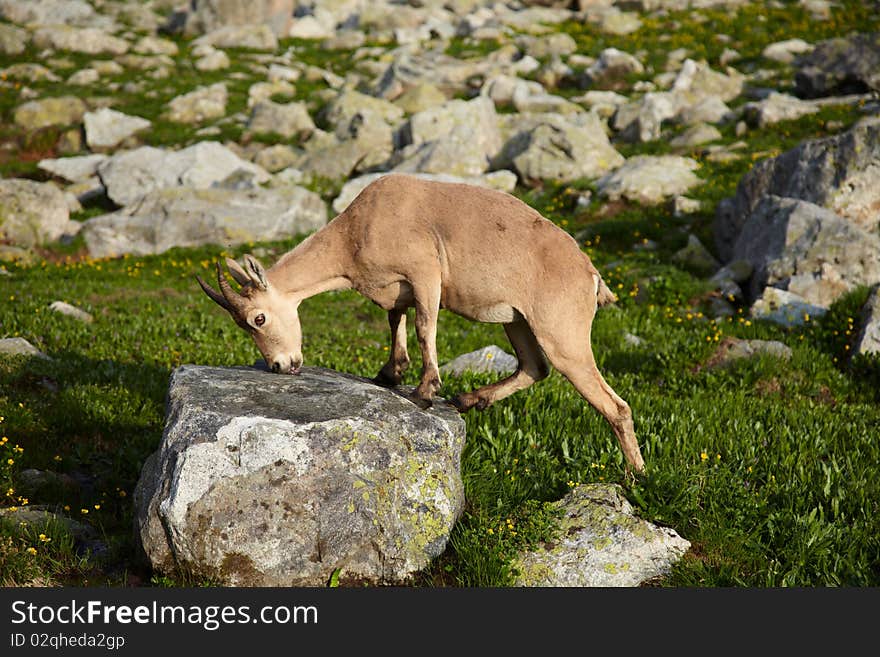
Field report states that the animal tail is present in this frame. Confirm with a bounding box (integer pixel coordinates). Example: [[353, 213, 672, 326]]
[[594, 273, 617, 307]]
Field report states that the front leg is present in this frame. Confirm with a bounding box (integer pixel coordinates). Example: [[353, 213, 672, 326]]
[[411, 281, 442, 409], [373, 308, 410, 387]]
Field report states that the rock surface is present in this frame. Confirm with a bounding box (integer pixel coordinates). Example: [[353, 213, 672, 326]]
[[84, 108, 152, 150], [0, 337, 50, 360], [134, 364, 466, 586], [597, 155, 701, 205], [82, 184, 326, 258], [0, 179, 70, 247], [855, 286, 880, 356], [440, 346, 518, 376], [514, 484, 690, 587]]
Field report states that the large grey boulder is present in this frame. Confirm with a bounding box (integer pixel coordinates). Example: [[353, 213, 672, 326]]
[[500, 112, 624, 184], [97, 142, 270, 207], [795, 32, 880, 98], [82, 184, 326, 258], [514, 484, 690, 587], [715, 117, 880, 261], [134, 365, 466, 586], [0, 179, 70, 247], [440, 346, 518, 377], [730, 196, 880, 307], [597, 155, 701, 205]]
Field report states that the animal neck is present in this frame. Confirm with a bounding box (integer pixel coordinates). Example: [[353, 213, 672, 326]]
[[268, 226, 352, 302]]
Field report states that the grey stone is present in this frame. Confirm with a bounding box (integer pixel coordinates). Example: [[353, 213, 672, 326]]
[[0, 0, 96, 27], [795, 32, 880, 98], [714, 117, 880, 261], [406, 96, 500, 159], [0, 23, 28, 55], [521, 32, 577, 59], [669, 123, 722, 148], [84, 109, 151, 151], [1, 63, 60, 83], [672, 58, 744, 103], [13, 96, 87, 131], [503, 113, 624, 184], [855, 286, 880, 356], [0, 337, 49, 360], [322, 90, 404, 131], [38, 155, 108, 183], [32, 26, 129, 56], [165, 83, 228, 124], [750, 287, 828, 327], [672, 234, 720, 275], [514, 484, 690, 587], [177, 0, 295, 37], [0, 179, 69, 247], [49, 301, 93, 323], [97, 142, 270, 207], [253, 144, 299, 173], [192, 24, 278, 51], [597, 155, 701, 205], [393, 83, 448, 114], [762, 38, 813, 64], [134, 364, 465, 586], [82, 185, 326, 258], [247, 100, 315, 139], [731, 196, 880, 308], [247, 80, 296, 108], [194, 48, 231, 72], [743, 92, 818, 128], [440, 346, 518, 376], [582, 47, 644, 89], [705, 337, 793, 367], [133, 35, 179, 56]]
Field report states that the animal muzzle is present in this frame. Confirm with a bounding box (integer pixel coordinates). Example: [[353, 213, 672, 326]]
[[269, 358, 302, 375]]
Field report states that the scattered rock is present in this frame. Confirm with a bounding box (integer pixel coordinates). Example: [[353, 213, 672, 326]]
[[83, 108, 151, 151], [165, 82, 228, 124], [82, 185, 326, 258], [192, 24, 278, 51], [794, 32, 880, 98], [253, 144, 299, 173], [97, 141, 270, 207], [0, 337, 50, 360], [48, 301, 93, 323], [440, 346, 518, 376], [513, 484, 690, 587], [176, 0, 295, 37], [38, 154, 108, 183], [750, 287, 828, 327], [715, 116, 880, 261], [13, 95, 87, 131], [704, 337, 793, 369], [762, 38, 813, 64], [855, 286, 880, 356], [393, 83, 448, 114], [194, 48, 231, 72], [669, 122, 722, 148], [597, 155, 701, 205], [134, 364, 465, 586], [133, 35, 179, 56], [0, 23, 28, 55], [32, 25, 129, 56], [672, 234, 720, 275], [743, 92, 818, 128], [581, 47, 644, 90], [730, 196, 880, 308], [0, 179, 70, 247], [247, 100, 316, 139]]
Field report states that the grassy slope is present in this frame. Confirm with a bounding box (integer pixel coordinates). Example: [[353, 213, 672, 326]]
[[1, 1, 879, 586]]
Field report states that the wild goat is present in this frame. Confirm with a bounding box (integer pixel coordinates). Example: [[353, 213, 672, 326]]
[[197, 174, 645, 472]]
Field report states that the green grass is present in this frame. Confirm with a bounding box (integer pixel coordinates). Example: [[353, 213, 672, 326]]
[[2, 0, 880, 587]]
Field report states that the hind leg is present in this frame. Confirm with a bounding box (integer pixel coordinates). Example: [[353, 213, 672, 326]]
[[373, 308, 410, 387], [452, 320, 550, 412], [537, 327, 645, 473]]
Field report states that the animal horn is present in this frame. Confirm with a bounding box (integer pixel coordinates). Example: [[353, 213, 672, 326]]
[[215, 261, 248, 314], [195, 273, 231, 311]]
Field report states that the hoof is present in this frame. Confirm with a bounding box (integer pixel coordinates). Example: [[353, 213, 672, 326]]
[[371, 372, 399, 388]]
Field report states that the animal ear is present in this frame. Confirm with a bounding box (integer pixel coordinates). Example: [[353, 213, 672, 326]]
[[225, 257, 251, 286], [243, 254, 269, 290]]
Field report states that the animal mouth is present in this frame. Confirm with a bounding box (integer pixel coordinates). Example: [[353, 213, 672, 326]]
[[290, 365, 301, 375]]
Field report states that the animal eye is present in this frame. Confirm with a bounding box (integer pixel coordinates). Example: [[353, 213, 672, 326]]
[[254, 313, 265, 327]]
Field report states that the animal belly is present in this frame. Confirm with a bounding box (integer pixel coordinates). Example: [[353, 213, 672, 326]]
[[468, 303, 520, 323]]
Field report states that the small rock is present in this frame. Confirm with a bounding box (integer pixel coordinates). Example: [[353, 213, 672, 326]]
[[514, 484, 690, 587], [854, 286, 880, 356], [0, 23, 28, 55], [165, 83, 228, 124], [38, 154, 108, 183], [194, 49, 230, 72], [762, 38, 814, 64], [704, 337, 793, 369], [669, 123, 722, 149], [750, 288, 828, 327], [0, 179, 70, 247], [597, 155, 701, 206], [440, 346, 518, 376], [254, 144, 299, 173], [743, 92, 818, 128], [247, 100, 315, 139], [672, 234, 720, 276], [84, 108, 151, 150], [193, 24, 278, 51], [13, 96, 87, 131], [49, 301, 93, 323], [672, 195, 702, 217], [0, 338, 50, 360]]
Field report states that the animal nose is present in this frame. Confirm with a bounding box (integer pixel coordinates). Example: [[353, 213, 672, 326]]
[[270, 361, 281, 374]]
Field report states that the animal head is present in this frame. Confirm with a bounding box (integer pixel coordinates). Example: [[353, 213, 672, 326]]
[[196, 255, 303, 375]]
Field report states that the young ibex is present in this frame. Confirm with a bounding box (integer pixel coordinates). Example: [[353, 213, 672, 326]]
[[197, 174, 645, 472]]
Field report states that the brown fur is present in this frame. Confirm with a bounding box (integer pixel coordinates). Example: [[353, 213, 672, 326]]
[[197, 174, 645, 472]]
